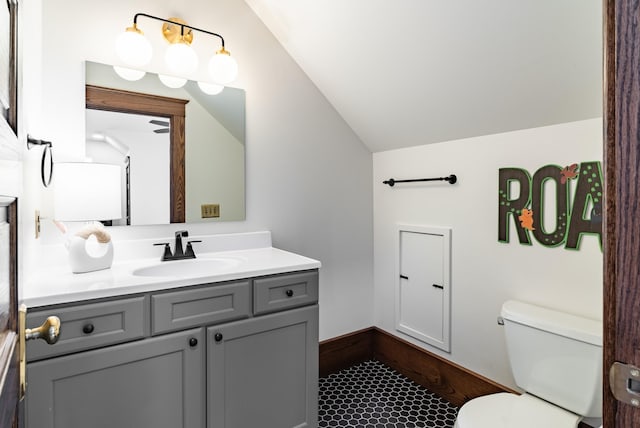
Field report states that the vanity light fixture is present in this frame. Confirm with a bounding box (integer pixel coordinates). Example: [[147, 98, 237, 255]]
[[162, 17, 198, 75], [115, 22, 153, 68], [115, 13, 238, 86], [197, 81, 224, 95], [113, 66, 146, 81], [158, 74, 188, 89]]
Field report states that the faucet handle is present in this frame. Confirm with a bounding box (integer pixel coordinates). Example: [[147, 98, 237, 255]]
[[185, 240, 201, 258], [154, 242, 172, 261]]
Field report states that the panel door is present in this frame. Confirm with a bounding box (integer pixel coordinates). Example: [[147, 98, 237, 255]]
[[207, 305, 319, 428], [604, 0, 640, 425], [0, 198, 18, 427], [397, 226, 451, 352], [26, 328, 205, 428]]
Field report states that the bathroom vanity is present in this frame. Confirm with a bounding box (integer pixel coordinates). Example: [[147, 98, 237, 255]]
[[22, 232, 320, 428]]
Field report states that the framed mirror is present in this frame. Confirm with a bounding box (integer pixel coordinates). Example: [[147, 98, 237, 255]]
[[84, 61, 245, 225]]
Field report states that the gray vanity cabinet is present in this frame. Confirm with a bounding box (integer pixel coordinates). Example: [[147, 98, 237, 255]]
[[24, 270, 319, 428], [26, 328, 206, 428], [208, 305, 318, 428]]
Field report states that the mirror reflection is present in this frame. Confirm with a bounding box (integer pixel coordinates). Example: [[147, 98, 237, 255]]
[[85, 61, 245, 225]]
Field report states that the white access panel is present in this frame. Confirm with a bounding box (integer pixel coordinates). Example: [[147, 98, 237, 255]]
[[396, 224, 451, 352]]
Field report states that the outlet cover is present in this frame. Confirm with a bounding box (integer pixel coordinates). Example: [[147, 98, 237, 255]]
[[201, 204, 220, 218]]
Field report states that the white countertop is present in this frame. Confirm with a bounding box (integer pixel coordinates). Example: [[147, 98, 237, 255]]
[[24, 232, 321, 308]]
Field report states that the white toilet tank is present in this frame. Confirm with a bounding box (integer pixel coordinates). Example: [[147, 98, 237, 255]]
[[501, 300, 602, 418]]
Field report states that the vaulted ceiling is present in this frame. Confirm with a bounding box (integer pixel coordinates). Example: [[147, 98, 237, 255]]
[[245, 1, 602, 153]]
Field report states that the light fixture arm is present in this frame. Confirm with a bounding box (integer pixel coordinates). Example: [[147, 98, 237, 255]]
[[116, 12, 238, 86], [132, 13, 226, 49]]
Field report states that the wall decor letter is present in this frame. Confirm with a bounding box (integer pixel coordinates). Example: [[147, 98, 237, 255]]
[[498, 161, 602, 251], [565, 161, 603, 250], [530, 165, 569, 247], [498, 168, 532, 245]]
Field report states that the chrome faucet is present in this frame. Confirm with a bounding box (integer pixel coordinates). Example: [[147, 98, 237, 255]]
[[154, 230, 201, 261]]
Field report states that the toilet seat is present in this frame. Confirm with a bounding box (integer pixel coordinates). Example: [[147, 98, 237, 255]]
[[454, 393, 582, 428]]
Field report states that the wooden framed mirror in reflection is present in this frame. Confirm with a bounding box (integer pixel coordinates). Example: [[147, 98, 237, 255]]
[[84, 61, 245, 226]]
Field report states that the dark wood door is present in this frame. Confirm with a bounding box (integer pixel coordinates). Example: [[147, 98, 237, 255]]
[[0, 198, 19, 427], [603, 0, 640, 426]]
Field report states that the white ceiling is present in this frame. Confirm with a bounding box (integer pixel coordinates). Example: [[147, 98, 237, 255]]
[[244, 0, 602, 153]]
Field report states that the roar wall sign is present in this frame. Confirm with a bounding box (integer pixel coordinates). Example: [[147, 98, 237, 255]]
[[498, 162, 602, 250]]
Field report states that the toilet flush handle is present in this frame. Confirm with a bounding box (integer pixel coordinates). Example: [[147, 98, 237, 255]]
[[497, 316, 504, 326]]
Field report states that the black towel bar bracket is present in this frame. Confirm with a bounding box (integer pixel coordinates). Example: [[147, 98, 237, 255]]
[[27, 135, 54, 188], [383, 174, 457, 187]]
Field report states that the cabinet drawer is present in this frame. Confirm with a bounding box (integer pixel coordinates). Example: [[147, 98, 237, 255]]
[[26, 296, 148, 361], [253, 271, 319, 315], [152, 281, 250, 335]]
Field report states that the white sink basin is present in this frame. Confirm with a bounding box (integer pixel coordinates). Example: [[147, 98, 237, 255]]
[[132, 256, 243, 277]]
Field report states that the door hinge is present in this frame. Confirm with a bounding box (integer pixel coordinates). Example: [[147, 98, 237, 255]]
[[610, 361, 640, 407]]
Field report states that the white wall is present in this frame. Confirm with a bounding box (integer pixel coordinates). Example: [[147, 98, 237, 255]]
[[20, 0, 374, 340], [373, 118, 602, 388]]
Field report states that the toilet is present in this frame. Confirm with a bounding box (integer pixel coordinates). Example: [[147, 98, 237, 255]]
[[454, 300, 602, 428]]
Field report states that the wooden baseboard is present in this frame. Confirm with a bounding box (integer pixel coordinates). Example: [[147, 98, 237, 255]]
[[319, 327, 375, 378], [319, 327, 513, 407], [371, 328, 513, 407]]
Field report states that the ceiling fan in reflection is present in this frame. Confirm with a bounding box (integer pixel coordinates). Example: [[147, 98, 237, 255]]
[[149, 119, 170, 134]]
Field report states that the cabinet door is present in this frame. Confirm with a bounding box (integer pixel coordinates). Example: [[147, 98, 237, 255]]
[[207, 305, 318, 428], [26, 328, 205, 428]]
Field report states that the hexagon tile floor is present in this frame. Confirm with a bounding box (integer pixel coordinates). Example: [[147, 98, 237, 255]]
[[318, 359, 459, 428]]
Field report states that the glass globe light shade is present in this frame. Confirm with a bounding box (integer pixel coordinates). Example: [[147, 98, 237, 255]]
[[197, 81, 224, 95], [113, 66, 146, 81], [208, 49, 238, 85], [115, 27, 152, 67], [164, 42, 198, 75], [158, 74, 187, 89]]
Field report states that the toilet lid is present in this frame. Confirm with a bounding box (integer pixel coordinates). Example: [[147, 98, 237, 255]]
[[455, 393, 581, 428]]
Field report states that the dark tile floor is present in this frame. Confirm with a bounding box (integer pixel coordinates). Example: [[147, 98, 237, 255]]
[[318, 359, 459, 428]]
